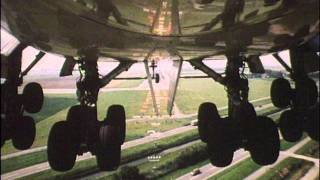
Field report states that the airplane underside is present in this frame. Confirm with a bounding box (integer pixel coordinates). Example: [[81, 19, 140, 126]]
[[1, 0, 319, 173]]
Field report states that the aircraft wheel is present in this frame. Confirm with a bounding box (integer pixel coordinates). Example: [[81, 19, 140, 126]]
[[294, 78, 318, 107], [102, 105, 126, 144], [279, 110, 302, 142], [305, 103, 319, 141], [96, 143, 121, 171], [208, 144, 233, 167], [271, 78, 292, 108], [250, 116, 280, 165], [207, 119, 234, 167], [198, 102, 220, 143], [235, 102, 257, 130], [96, 105, 125, 171], [155, 73, 160, 83], [47, 121, 78, 171], [23, 82, 44, 113], [12, 116, 35, 150]]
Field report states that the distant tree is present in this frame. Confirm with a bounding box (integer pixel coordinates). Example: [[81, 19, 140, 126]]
[[116, 166, 144, 180]]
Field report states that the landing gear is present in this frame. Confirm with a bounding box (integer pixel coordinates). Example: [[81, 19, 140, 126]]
[[47, 48, 133, 171], [193, 54, 280, 167], [1, 44, 44, 150], [97, 105, 125, 171], [23, 82, 44, 113], [271, 78, 292, 108], [271, 47, 319, 142], [150, 60, 160, 83], [47, 121, 79, 171], [249, 116, 280, 165]]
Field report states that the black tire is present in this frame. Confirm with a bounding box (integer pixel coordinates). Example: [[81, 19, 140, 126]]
[[305, 103, 319, 141], [155, 73, 160, 83], [271, 78, 292, 108], [294, 78, 318, 107], [96, 144, 121, 171], [12, 116, 35, 150], [206, 119, 235, 167], [104, 105, 126, 144], [23, 82, 44, 113], [47, 121, 78, 171], [198, 102, 220, 143], [249, 116, 280, 165], [208, 146, 233, 167], [279, 110, 303, 142], [234, 102, 257, 129], [96, 105, 124, 171]]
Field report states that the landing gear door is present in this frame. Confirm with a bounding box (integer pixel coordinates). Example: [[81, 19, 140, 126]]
[[167, 59, 183, 116]]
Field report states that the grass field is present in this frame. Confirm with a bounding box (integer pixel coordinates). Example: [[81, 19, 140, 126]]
[[113, 79, 144, 88], [1, 99, 277, 174], [18, 130, 200, 180], [176, 79, 273, 114], [257, 138, 318, 180], [207, 138, 304, 180], [16, 106, 280, 180], [1, 90, 148, 155], [2, 79, 274, 155]]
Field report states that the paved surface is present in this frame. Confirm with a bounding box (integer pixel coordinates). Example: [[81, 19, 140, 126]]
[[1, 146, 47, 160], [79, 140, 202, 180], [300, 165, 319, 180], [177, 149, 250, 180], [1, 125, 196, 180], [244, 137, 312, 180], [175, 125, 310, 180]]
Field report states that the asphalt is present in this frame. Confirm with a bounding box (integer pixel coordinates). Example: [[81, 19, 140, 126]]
[[177, 137, 312, 180], [1, 125, 196, 180]]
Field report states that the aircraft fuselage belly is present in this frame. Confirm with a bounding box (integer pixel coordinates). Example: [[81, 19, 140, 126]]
[[1, 0, 319, 60]]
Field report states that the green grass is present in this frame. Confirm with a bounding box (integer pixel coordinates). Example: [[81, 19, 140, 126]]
[[113, 79, 143, 88], [209, 158, 260, 180], [257, 158, 313, 180], [158, 160, 210, 180], [125, 117, 193, 142], [0, 117, 193, 174], [26, 94, 78, 123], [207, 139, 301, 180], [258, 137, 318, 180], [18, 130, 200, 180], [295, 140, 319, 158], [1, 99, 275, 174], [176, 79, 273, 114], [1, 91, 148, 155], [138, 142, 207, 179], [1, 150, 47, 174]]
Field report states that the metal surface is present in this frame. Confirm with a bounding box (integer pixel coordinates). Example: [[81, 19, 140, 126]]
[[144, 60, 159, 116], [1, 0, 318, 61], [167, 58, 183, 115]]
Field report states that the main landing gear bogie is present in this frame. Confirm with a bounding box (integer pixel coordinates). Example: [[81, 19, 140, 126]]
[[47, 104, 126, 172], [1, 81, 44, 150], [47, 48, 129, 172], [198, 102, 280, 167], [271, 76, 318, 142]]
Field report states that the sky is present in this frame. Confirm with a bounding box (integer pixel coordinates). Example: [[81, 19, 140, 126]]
[[1, 28, 291, 78]]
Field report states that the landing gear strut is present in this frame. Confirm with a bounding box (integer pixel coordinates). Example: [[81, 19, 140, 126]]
[[192, 54, 280, 167], [271, 46, 319, 142], [47, 47, 133, 171], [1, 44, 44, 149]]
